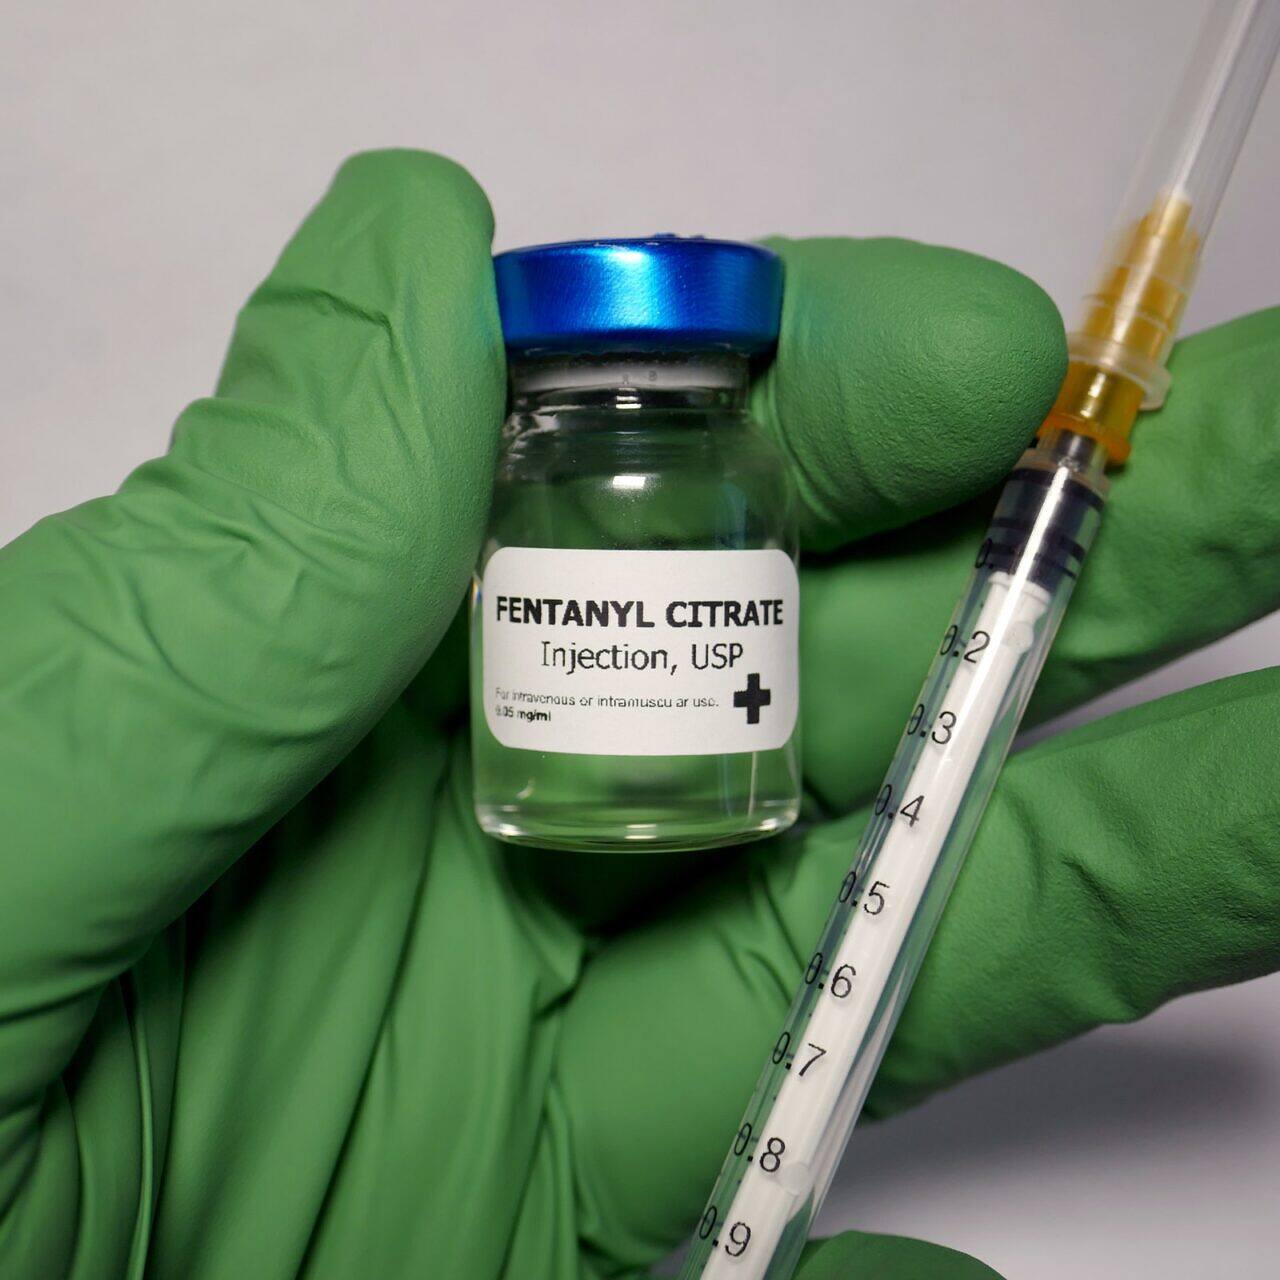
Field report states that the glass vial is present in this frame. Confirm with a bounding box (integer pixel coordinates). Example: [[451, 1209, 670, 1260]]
[[470, 237, 800, 852]]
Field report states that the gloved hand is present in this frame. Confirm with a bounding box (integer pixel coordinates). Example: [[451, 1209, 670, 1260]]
[[1, 150, 1277, 1280]]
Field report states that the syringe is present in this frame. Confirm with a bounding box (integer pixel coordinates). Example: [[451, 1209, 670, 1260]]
[[678, 4, 1280, 1276]]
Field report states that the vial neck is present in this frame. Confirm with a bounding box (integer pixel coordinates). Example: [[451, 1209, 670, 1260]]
[[509, 352, 749, 414]]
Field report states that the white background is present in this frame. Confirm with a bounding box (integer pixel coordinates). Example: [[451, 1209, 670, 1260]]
[[4, 1, 1278, 1274]]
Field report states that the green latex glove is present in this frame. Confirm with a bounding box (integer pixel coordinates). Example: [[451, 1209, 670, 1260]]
[[1, 150, 1278, 1280]]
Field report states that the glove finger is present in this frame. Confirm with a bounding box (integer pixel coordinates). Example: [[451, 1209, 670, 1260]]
[[795, 1230, 1004, 1280], [871, 663, 1280, 1115], [557, 667, 1280, 1262], [754, 236, 1065, 552], [0, 151, 503, 1146], [800, 306, 1280, 812]]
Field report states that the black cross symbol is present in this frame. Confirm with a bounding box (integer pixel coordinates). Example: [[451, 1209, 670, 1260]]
[[733, 672, 772, 725]]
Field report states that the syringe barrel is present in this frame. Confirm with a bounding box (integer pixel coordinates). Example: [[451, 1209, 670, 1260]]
[[679, 431, 1107, 1280], [679, 12, 1279, 1273]]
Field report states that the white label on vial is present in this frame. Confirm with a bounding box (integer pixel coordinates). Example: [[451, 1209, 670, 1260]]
[[480, 547, 799, 756]]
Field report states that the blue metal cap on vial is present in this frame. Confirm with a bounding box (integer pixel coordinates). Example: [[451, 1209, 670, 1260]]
[[493, 235, 783, 355]]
